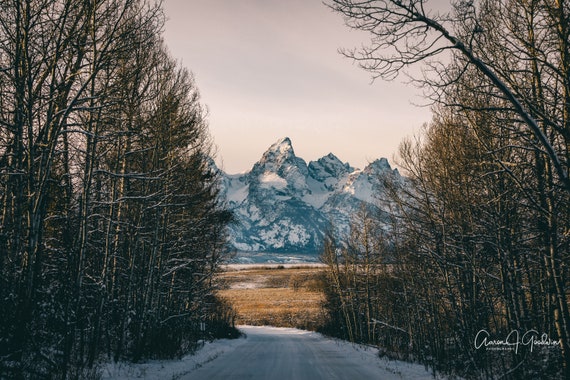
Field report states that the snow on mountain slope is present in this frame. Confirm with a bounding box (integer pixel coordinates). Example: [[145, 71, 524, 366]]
[[217, 137, 401, 255]]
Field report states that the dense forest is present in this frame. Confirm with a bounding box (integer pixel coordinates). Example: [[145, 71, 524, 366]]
[[321, 1, 570, 379], [2, 0, 570, 379], [0, 0, 236, 378]]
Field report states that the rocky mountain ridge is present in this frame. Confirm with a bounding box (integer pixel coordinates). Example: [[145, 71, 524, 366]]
[[217, 137, 401, 254]]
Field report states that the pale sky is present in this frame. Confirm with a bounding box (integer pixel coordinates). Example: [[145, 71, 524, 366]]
[[163, 0, 437, 174]]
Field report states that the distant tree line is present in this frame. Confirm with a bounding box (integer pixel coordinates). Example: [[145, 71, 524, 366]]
[[321, 1, 570, 378], [0, 0, 235, 378]]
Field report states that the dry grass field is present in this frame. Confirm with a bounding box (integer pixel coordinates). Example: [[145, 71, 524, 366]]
[[217, 265, 327, 331]]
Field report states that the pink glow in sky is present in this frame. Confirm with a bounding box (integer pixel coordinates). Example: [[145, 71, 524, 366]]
[[163, 0, 441, 173]]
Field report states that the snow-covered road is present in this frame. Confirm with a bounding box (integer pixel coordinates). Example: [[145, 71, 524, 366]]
[[184, 326, 433, 380], [102, 325, 437, 379]]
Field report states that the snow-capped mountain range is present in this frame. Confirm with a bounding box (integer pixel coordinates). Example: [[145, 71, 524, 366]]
[[216, 137, 401, 254]]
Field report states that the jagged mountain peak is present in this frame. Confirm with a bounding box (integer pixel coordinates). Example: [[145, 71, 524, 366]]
[[252, 138, 309, 187], [364, 157, 392, 173], [315, 153, 345, 169], [219, 137, 401, 255], [259, 137, 295, 163], [308, 153, 353, 183], [271, 136, 293, 151]]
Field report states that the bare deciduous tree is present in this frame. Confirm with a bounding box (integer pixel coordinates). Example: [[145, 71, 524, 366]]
[[322, 1, 570, 377], [0, 1, 236, 378], [327, 0, 570, 192]]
